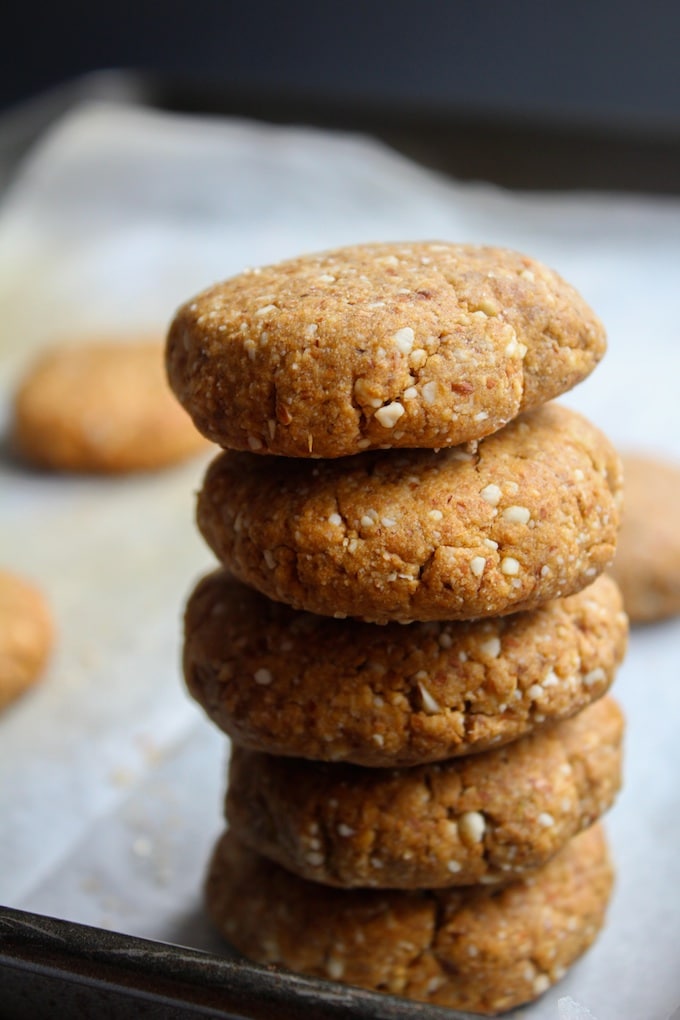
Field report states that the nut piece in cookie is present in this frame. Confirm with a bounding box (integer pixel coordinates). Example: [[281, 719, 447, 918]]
[[0, 570, 53, 710], [12, 339, 209, 473], [226, 696, 623, 889], [196, 403, 623, 623], [183, 570, 627, 765], [205, 825, 613, 1016], [167, 241, 606, 458], [610, 452, 680, 622]]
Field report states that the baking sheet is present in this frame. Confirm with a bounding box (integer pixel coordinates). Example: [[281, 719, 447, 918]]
[[1, 100, 680, 1020]]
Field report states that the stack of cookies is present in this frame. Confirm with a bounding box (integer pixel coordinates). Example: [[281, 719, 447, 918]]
[[167, 242, 627, 1015]]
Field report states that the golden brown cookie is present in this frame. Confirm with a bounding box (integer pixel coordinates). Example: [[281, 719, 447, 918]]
[[206, 824, 613, 1016], [225, 697, 623, 889], [197, 403, 622, 623], [609, 453, 680, 622], [167, 241, 606, 458], [184, 570, 627, 766], [12, 339, 209, 473], [0, 570, 53, 710]]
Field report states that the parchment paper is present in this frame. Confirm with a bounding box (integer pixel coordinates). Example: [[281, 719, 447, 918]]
[[1, 101, 679, 1020]]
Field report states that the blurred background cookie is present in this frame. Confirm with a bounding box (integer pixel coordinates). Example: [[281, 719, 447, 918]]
[[610, 453, 680, 623], [11, 338, 209, 473], [0, 569, 53, 710]]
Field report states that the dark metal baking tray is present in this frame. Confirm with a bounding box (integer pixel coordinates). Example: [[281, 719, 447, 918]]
[[0, 905, 469, 1019]]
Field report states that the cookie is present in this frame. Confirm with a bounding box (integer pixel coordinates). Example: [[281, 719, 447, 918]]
[[184, 570, 626, 766], [609, 453, 680, 622], [0, 570, 53, 710], [226, 697, 623, 889], [167, 241, 606, 459], [12, 339, 209, 473], [206, 824, 613, 1016], [197, 403, 622, 623]]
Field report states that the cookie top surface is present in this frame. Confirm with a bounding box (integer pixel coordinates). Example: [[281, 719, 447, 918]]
[[0, 570, 53, 710], [12, 339, 209, 473], [609, 453, 680, 622], [167, 241, 606, 458], [206, 824, 612, 1016], [226, 696, 623, 889], [197, 403, 623, 623], [184, 570, 627, 765]]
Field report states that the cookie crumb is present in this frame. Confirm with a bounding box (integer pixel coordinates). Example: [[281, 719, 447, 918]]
[[458, 811, 486, 844]]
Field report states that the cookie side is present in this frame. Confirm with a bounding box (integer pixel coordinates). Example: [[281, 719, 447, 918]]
[[197, 403, 622, 622], [184, 571, 627, 765], [167, 242, 605, 458], [205, 825, 613, 1016], [225, 697, 623, 889]]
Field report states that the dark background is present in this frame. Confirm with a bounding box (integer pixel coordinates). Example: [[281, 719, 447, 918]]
[[1, 1, 680, 193], [2, 0, 680, 131]]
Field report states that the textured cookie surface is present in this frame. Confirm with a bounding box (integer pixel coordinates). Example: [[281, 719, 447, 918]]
[[609, 453, 680, 622], [197, 403, 622, 623], [167, 241, 606, 458], [206, 825, 613, 1016], [0, 570, 52, 710], [184, 570, 626, 765], [12, 339, 208, 473], [226, 697, 623, 889]]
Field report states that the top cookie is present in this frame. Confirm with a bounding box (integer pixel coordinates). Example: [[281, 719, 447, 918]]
[[166, 242, 605, 458]]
